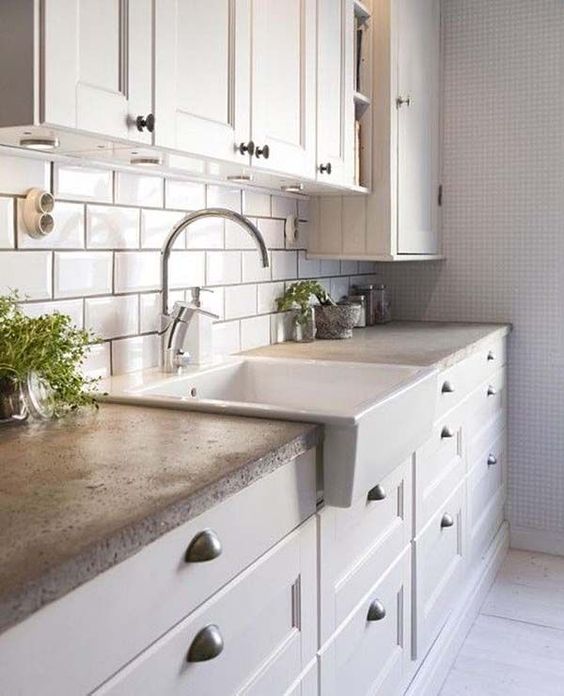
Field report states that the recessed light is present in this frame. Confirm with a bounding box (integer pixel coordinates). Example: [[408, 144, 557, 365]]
[[19, 136, 59, 150], [281, 183, 304, 193], [227, 174, 254, 182], [130, 155, 162, 166]]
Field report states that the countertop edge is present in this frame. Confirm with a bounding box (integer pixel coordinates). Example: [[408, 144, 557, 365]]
[[0, 425, 321, 635], [432, 324, 511, 369]]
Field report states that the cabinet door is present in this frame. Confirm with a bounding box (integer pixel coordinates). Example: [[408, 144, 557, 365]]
[[154, 0, 251, 163], [316, 0, 354, 185], [42, 0, 152, 143], [396, 0, 441, 254], [251, 0, 317, 178]]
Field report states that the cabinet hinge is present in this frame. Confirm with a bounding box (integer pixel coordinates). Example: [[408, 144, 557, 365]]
[[438, 184, 443, 207]]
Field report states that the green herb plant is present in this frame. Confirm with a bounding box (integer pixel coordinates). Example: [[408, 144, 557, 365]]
[[276, 281, 334, 325], [0, 292, 100, 416]]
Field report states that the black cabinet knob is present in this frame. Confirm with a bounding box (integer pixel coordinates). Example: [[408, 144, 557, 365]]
[[255, 144, 270, 159], [136, 114, 155, 133], [238, 140, 255, 156], [319, 162, 332, 174]]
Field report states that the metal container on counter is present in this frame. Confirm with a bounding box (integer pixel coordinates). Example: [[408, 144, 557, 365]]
[[353, 283, 392, 324]]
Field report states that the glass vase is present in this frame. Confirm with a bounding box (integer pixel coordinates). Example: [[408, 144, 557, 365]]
[[0, 377, 28, 425], [292, 308, 316, 342]]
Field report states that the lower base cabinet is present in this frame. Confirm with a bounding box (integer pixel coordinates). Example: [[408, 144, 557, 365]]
[[319, 549, 411, 696]]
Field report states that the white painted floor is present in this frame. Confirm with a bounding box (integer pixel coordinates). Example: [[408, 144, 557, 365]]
[[440, 550, 564, 696]]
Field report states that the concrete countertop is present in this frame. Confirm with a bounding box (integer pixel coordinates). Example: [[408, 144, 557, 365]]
[[0, 404, 320, 634], [245, 321, 511, 368]]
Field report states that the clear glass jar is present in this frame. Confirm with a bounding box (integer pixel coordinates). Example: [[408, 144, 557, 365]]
[[0, 377, 28, 425], [373, 284, 392, 323]]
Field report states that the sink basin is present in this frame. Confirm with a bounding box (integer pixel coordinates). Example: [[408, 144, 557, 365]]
[[104, 357, 437, 507]]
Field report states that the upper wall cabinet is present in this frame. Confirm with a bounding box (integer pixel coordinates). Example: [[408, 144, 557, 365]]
[[309, 0, 442, 261], [45, 0, 152, 143], [154, 0, 252, 164], [316, 0, 355, 187], [250, 0, 317, 178]]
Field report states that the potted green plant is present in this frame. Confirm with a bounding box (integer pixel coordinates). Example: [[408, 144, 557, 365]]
[[0, 292, 99, 424], [276, 281, 334, 342]]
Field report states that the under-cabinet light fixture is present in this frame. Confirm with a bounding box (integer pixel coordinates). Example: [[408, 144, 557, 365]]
[[19, 136, 60, 150]]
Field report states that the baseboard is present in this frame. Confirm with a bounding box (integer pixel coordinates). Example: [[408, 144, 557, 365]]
[[404, 521, 509, 696], [510, 525, 564, 556]]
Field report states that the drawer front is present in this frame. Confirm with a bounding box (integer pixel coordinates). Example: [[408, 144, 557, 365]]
[[285, 661, 318, 696], [436, 335, 507, 419], [319, 549, 411, 696], [414, 482, 466, 660], [95, 519, 317, 696], [318, 459, 412, 643], [0, 452, 317, 696], [464, 367, 506, 440], [415, 403, 465, 533], [467, 408, 506, 468], [468, 431, 507, 568]]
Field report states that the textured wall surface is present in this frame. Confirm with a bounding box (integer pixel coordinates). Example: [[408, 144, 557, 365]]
[[379, 0, 564, 539]]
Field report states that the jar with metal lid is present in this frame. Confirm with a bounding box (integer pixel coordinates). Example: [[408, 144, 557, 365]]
[[353, 284, 376, 325]]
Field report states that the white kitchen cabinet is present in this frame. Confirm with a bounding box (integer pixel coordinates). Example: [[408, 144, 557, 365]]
[[43, 0, 152, 142], [316, 0, 355, 186], [309, 0, 443, 260], [154, 0, 252, 164], [250, 0, 317, 178]]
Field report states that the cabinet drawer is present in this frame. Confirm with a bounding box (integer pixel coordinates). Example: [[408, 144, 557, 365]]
[[467, 408, 506, 468], [468, 432, 506, 569], [95, 519, 317, 696], [415, 404, 465, 533], [413, 482, 466, 660], [0, 452, 316, 696], [319, 549, 411, 696], [464, 368, 506, 439], [318, 459, 412, 643], [436, 336, 506, 419]]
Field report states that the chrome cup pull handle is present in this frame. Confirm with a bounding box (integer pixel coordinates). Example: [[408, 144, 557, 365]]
[[367, 599, 386, 622], [185, 529, 222, 563], [367, 484, 386, 502], [441, 513, 455, 528], [187, 625, 224, 662]]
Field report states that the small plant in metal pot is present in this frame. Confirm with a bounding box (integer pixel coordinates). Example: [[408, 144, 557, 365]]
[[276, 281, 334, 342], [0, 292, 100, 424]]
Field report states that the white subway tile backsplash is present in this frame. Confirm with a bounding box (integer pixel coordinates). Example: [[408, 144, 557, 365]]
[[331, 276, 350, 302], [18, 200, 85, 249], [0, 197, 14, 248], [270, 311, 294, 344], [258, 282, 284, 314], [257, 218, 285, 249], [0, 155, 50, 195], [298, 251, 321, 279], [54, 251, 113, 298], [207, 250, 242, 285], [297, 198, 311, 221], [358, 261, 378, 274], [243, 190, 271, 217], [225, 219, 256, 249], [115, 172, 163, 208], [241, 315, 270, 351], [200, 286, 224, 320], [224, 284, 257, 320], [166, 179, 206, 210], [22, 299, 84, 328], [140, 290, 185, 333], [271, 195, 298, 218], [114, 251, 160, 293], [112, 334, 159, 374], [85, 294, 139, 339], [320, 259, 340, 276], [0, 251, 52, 299], [86, 205, 139, 249], [169, 251, 206, 289], [206, 185, 241, 212], [272, 250, 297, 281], [340, 260, 359, 275], [54, 164, 113, 202], [212, 321, 241, 357], [186, 218, 224, 249], [140, 209, 185, 249], [242, 250, 271, 283], [81, 342, 111, 379]]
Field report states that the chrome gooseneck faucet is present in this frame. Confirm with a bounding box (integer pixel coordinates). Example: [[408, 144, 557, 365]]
[[160, 207, 270, 372]]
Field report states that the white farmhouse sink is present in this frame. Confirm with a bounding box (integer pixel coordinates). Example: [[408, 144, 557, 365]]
[[105, 357, 437, 507]]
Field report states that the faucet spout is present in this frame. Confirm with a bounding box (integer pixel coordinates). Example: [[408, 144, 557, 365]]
[[161, 207, 269, 316]]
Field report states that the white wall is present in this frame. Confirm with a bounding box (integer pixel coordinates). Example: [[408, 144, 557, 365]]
[[379, 0, 564, 548]]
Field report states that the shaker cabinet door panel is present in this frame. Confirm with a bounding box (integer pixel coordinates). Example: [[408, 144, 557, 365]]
[[154, 0, 251, 163], [317, 0, 354, 185], [42, 0, 153, 143], [396, 0, 441, 254], [251, 0, 317, 178]]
